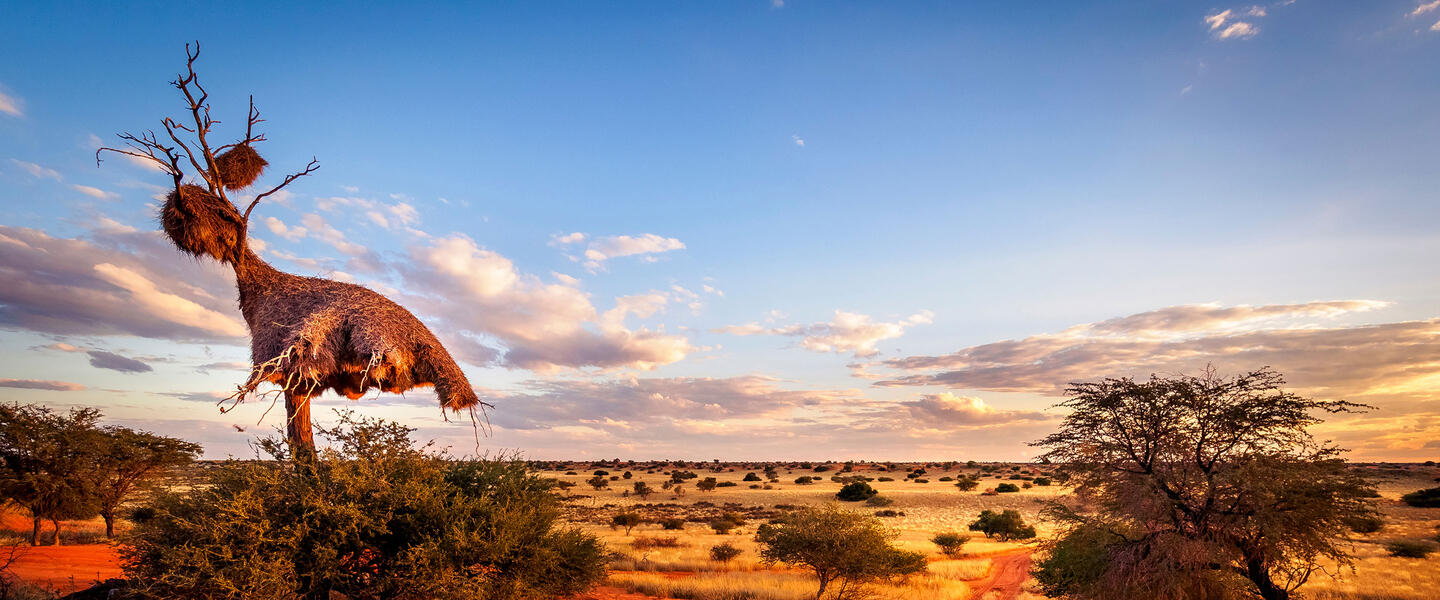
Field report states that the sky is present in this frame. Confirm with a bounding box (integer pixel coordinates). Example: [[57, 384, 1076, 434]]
[[1, 1, 1438, 461]]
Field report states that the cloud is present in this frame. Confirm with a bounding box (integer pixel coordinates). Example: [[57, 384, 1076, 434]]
[[401, 234, 692, 371], [86, 349, 153, 373], [792, 135, 805, 147], [1413, 1, 1440, 17], [715, 309, 933, 357], [550, 232, 586, 246], [903, 392, 1052, 426], [1432, 19, 1440, 31], [490, 375, 863, 431], [0, 88, 21, 117], [263, 216, 307, 241], [314, 196, 421, 231], [0, 379, 84, 391], [72, 185, 119, 200], [0, 225, 246, 342], [556, 233, 686, 270], [92, 263, 248, 338], [1205, 9, 1260, 39], [872, 301, 1440, 400], [10, 159, 61, 180]]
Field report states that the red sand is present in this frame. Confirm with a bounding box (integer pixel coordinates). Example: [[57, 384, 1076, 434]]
[[5, 544, 124, 594]]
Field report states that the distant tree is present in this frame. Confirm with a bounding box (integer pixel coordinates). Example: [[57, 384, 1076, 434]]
[[1401, 487, 1440, 508], [696, 477, 719, 493], [930, 532, 970, 558], [968, 510, 1036, 541], [709, 519, 738, 535], [0, 403, 103, 545], [835, 481, 878, 502], [586, 475, 609, 490], [743, 472, 762, 482], [995, 483, 1020, 493], [1032, 368, 1377, 600], [660, 517, 686, 530], [92, 427, 201, 538], [1385, 540, 1437, 558], [612, 512, 644, 536], [710, 542, 742, 563], [954, 477, 979, 492], [794, 476, 815, 485], [756, 505, 926, 600], [632, 481, 654, 500]]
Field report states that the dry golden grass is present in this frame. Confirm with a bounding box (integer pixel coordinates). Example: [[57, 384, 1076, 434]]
[[545, 462, 1440, 600], [610, 570, 972, 600]]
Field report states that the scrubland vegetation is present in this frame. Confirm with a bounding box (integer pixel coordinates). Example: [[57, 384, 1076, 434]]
[[3, 370, 1439, 599]]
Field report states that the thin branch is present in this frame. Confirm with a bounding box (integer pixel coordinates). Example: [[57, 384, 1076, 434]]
[[243, 158, 319, 222]]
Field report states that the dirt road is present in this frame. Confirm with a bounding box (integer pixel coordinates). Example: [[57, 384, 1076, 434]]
[[965, 548, 1032, 600]]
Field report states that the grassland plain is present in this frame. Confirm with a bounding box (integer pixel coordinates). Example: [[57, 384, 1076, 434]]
[[541, 460, 1440, 600], [0, 460, 1435, 599]]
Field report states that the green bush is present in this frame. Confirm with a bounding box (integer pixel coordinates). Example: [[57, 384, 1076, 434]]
[[836, 481, 878, 502], [612, 513, 644, 535], [709, 542, 742, 563], [1033, 477, 1052, 486], [995, 483, 1020, 493], [794, 476, 815, 485], [1385, 540, 1437, 558], [1400, 487, 1440, 508], [930, 532, 969, 558], [967, 509, 1036, 541], [121, 412, 607, 600], [865, 495, 894, 507], [659, 518, 686, 530]]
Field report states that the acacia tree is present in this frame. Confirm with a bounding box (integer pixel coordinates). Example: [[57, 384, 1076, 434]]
[[755, 505, 926, 600], [93, 427, 201, 538], [1032, 368, 1377, 600], [0, 403, 102, 545]]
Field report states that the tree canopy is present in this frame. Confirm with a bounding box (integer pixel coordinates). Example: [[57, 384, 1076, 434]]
[[755, 505, 925, 600], [1032, 368, 1376, 600]]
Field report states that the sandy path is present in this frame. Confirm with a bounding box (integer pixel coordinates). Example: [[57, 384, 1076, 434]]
[[965, 548, 1032, 600], [4, 544, 123, 594]]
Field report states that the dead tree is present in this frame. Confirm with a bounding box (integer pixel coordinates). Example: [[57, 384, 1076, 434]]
[[99, 43, 487, 457]]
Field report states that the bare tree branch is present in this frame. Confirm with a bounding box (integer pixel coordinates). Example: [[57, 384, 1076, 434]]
[[243, 158, 319, 223]]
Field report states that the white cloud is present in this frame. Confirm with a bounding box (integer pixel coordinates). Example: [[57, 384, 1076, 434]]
[[1412, 1, 1440, 17], [551, 232, 586, 245], [263, 216, 308, 241], [715, 309, 933, 358], [402, 234, 693, 371], [872, 300, 1436, 399], [1205, 9, 1260, 39], [72, 185, 118, 200], [10, 159, 61, 180], [570, 233, 687, 270], [92, 263, 249, 338], [792, 135, 805, 147], [0, 88, 22, 117], [300, 213, 369, 256]]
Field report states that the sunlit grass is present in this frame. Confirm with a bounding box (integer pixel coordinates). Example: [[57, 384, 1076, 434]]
[[609, 570, 971, 600]]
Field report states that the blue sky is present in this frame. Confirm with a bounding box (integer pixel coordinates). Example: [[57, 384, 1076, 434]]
[[2, 1, 1438, 460]]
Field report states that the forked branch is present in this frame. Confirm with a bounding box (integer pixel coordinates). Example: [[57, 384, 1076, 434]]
[[243, 158, 319, 223]]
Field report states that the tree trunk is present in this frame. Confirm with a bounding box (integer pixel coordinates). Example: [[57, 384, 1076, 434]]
[[104, 512, 115, 538], [1246, 557, 1289, 600], [285, 391, 316, 459], [51, 519, 61, 546], [31, 517, 40, 546]]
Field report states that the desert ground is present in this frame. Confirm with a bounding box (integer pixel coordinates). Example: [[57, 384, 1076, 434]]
[[3, 460, 1437, 600]]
